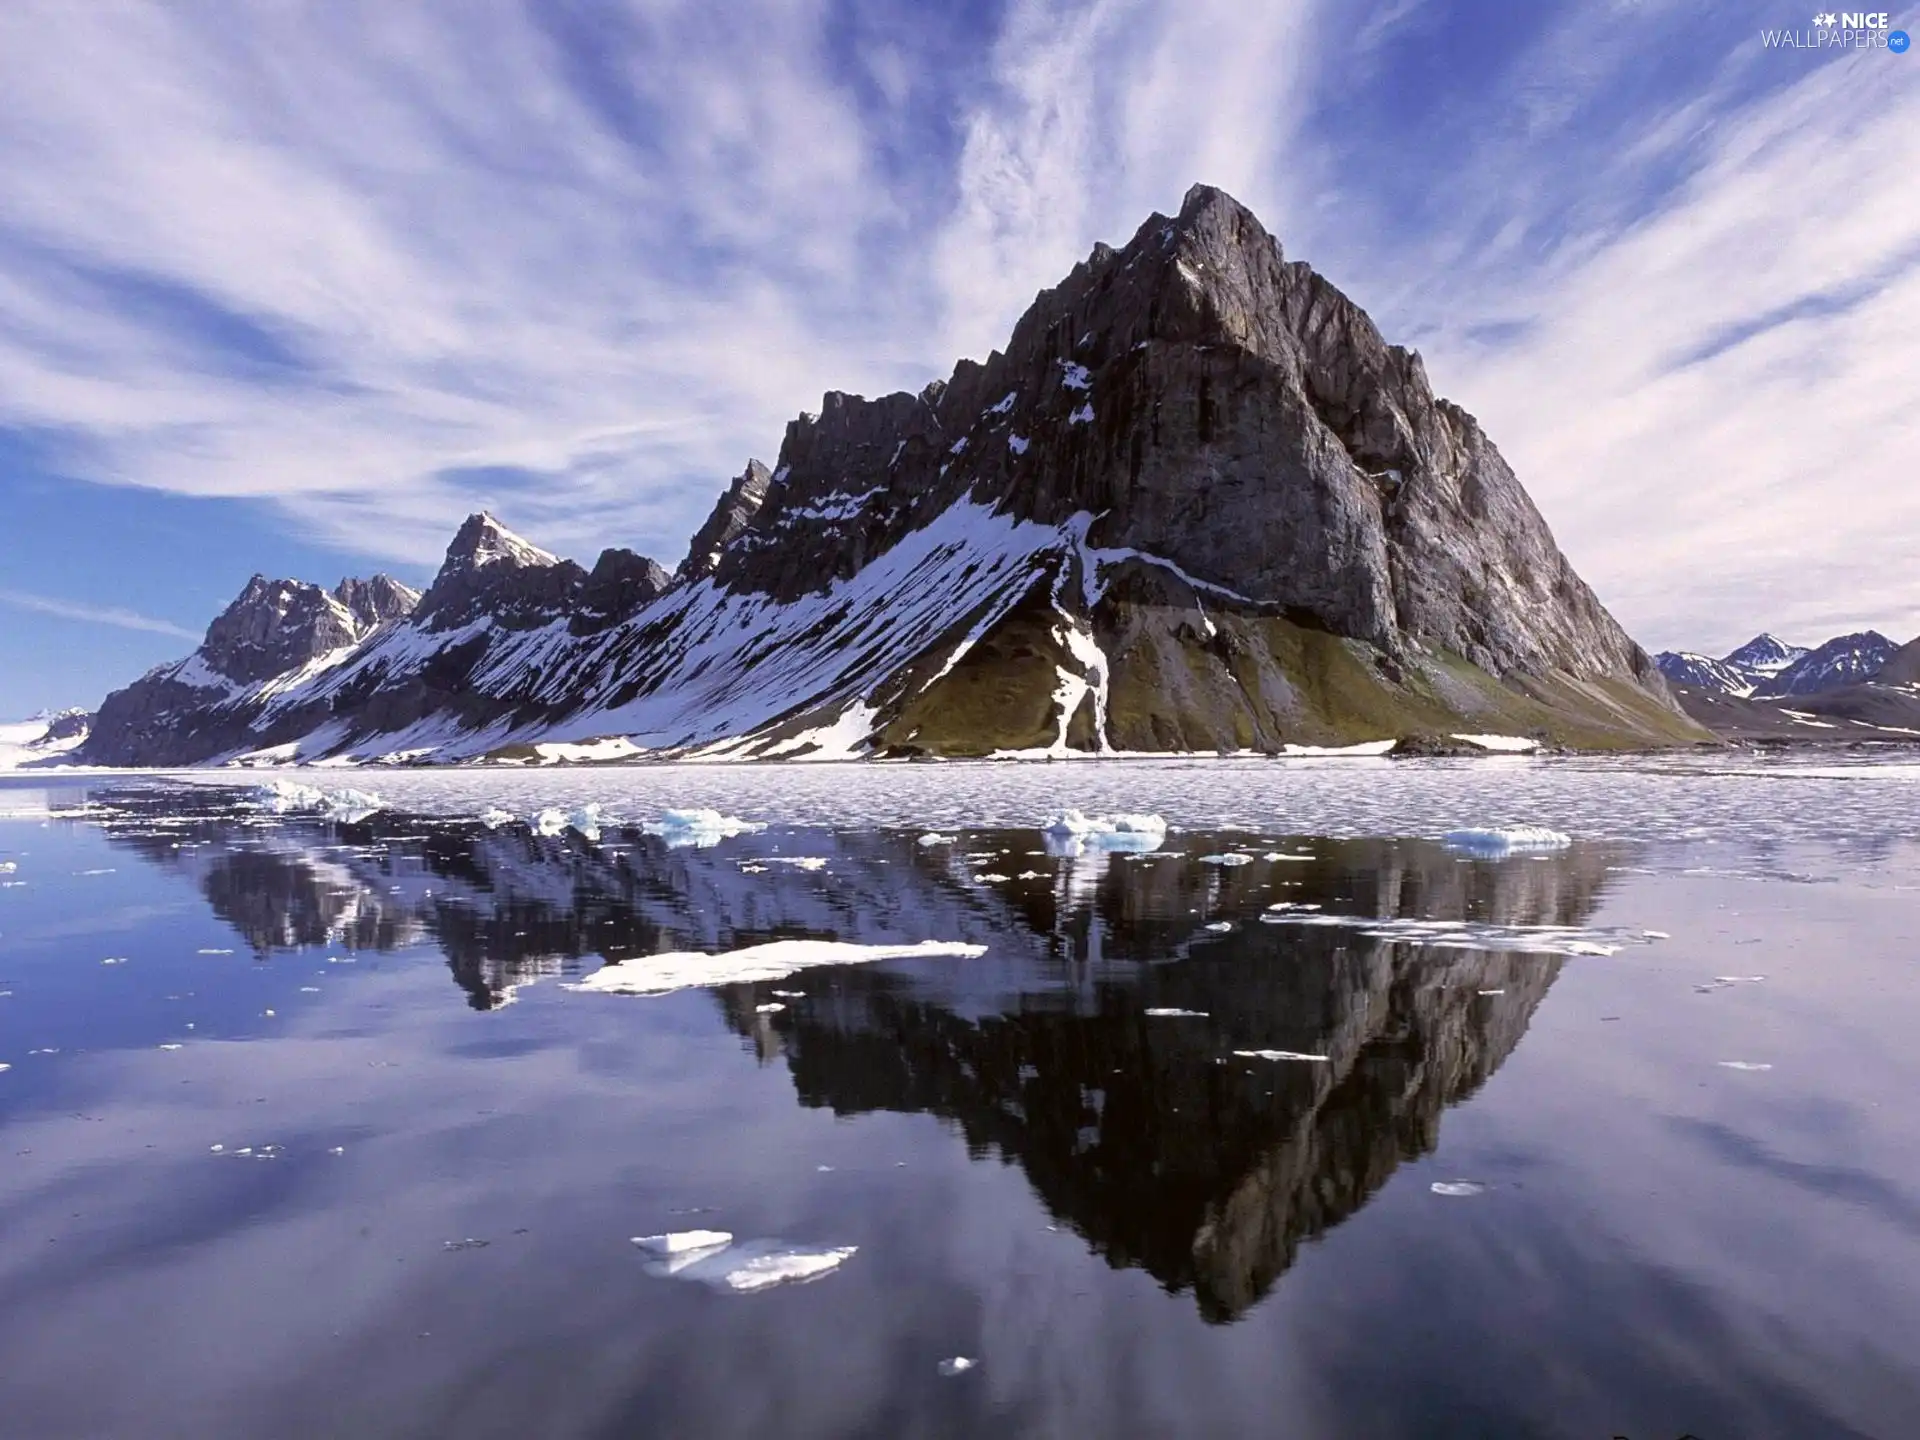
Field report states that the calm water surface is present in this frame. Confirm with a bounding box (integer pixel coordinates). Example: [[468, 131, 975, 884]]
[[1, 760, 1917, 1439]]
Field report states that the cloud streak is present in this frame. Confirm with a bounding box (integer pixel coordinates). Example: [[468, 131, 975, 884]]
[[0, 589, 199, 640]]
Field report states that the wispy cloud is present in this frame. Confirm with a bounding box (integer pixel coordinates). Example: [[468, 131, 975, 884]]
[[0, 589, 199, 640]]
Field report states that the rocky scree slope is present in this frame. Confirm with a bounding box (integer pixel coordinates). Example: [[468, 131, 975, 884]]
[[81, 184, 1701, 765]]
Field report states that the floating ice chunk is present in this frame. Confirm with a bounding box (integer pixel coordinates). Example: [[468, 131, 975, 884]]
[[643, 1238, 858, 1292], [1145, 1008, 1209, 1018], [1198, 854, 1253, 867], [1430, 1180, 1488, 1197], [755, 1002, 786, 1014], [1717, 1061, 1773, 1072], [101, 956, 127, 965], [567, 939, 989, 998], [1233, 1049, 1329, 1063], [444, 1238, 490, 1252], [0, 862, 14, 874], [1643, 929, 1671, 939], [939, 1357, 978, 1377], [975, 872, 1010, 882], [1266, 902, 1323, 912], [642, 809, 766, 849], [770, 990, 804, 998], [762, 857, 827, 871], [1443, 827, 1572, 855], [1204, 921, 1233, 932], [1042, 811, 1166, 855], [0, 1063, 8, 1073], [632, 1230, 734, 1256], [1476, 989, 1505, 996], [158, 1043, 183, 1051], [1560, 941, 1620, 956], [1263, 852, 1314, 862], [251, 778, 386, 823], [479, 807, 516, 829], [917, 833, 956, 847], [1714, 975, 1766, 984], [196, 948, 233, 955]]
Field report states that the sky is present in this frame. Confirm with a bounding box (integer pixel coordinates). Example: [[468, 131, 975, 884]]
[[0, 0, 1915, 714]]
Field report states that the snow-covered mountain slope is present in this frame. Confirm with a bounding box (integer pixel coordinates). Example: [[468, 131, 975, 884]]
[[1654, 651, 1755, 697], [0, 710, 90, 770], [80, 185, 1706, 766]]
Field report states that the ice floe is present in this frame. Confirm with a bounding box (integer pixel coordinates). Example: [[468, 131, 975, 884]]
[[917, 833, 956, 847], [761, 856, 827, 871], [1041, 810, 1166, 855], [1257, 903, 1650, 956], [637, 1234, 858, 1292], [1233, 1049, 1329, 1063], [1145, 1008, 1209, 1018], [1717, 1060, 1773, 1072], [938, 1357, 978, 1377], [1430, 1180, 1488, 1196], [632, 1230, 734, 1256], [1197, 853, 1253, 867], [250, 778, 386, 823], [640, 808, 766, 848], [1442, 827, 1572, 855], [567, 938, 989, 998]]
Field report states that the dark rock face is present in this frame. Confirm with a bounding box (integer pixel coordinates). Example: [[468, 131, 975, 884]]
[[332, 575, 420, 630], [576, 548, 672, 633], [412, 513, 589, 632], [719, 184, 1661, 687], [201, 577, 362, 685], [1876, 636, 1920, 688], [678, 459, 773, 582], [1655, 650, 1753, 696], [39, 708, 92, 742], [1724, 633, 1806, 675]]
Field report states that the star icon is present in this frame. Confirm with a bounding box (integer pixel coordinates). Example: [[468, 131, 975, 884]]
[[1812, 11, 1836, 24]]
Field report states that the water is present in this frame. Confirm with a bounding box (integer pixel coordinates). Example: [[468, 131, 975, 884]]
[[2, 758, 1918, 1438]]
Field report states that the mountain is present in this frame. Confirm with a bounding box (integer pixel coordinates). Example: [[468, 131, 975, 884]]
[[1751, 631, 1894, 698], [80, 184, 1705, 766], [1723, 633, 1807, 675]]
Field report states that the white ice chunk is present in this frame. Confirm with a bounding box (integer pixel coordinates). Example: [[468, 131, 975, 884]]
[[632, 1229, 734, 1255], [1717, 1061, 1773, 1072], [251, 778, 386, 823], [917, 832, 956, 847], [755, 1002, 786, 1013], [479, 807, 516, 828], [1198, 853, 1253, 867], [567, 939, 989, 998], [1041, 810, 1166, 856], [1233, 1049, 1329, 1063], [1430, 1180, 1488, 1196], [641, 809, 766, 848], [643, 1239, 858, 1292], [939, 1357, 978, 1377], [1145, 1008, 1209, 1018], [1443, 827, 1572, 855], [761, 857, 827, 871]]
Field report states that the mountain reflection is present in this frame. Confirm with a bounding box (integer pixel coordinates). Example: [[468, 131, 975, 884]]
[[86, 783, 1620, 1316]]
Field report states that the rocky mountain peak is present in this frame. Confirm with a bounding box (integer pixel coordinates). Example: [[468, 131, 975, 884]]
[[679, 461, 774, 582], [201, 575, 363, 685], [1723, 632, 1806, 673], [332, 574, 421, 630], [576, 547, 673, 634], [440, 512, 561, 575]]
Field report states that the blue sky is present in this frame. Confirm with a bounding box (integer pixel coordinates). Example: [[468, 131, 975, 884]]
[[0, 0, 1915, 714]]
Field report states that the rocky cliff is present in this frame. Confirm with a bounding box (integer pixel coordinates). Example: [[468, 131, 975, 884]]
[[81, 184, 1705, 765]]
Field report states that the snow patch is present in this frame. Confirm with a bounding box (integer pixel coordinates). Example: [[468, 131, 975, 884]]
[[1450, 734, 1540, 752]]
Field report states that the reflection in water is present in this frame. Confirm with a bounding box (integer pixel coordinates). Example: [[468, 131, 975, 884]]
[[89, 784, 1620, 1319]]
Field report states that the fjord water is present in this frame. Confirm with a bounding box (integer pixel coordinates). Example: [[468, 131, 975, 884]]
[[1, 759, 1917, 1439]]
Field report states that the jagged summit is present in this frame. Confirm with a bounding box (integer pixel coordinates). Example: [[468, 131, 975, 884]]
[[441, 512, 561, 573], [79, 184, 1706, 765], [1723, 633, 1807, 675]]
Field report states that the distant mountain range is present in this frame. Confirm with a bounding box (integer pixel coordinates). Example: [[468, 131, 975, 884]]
[[70, 185, 1714, 765], [1655, 632, 1920, 741]]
